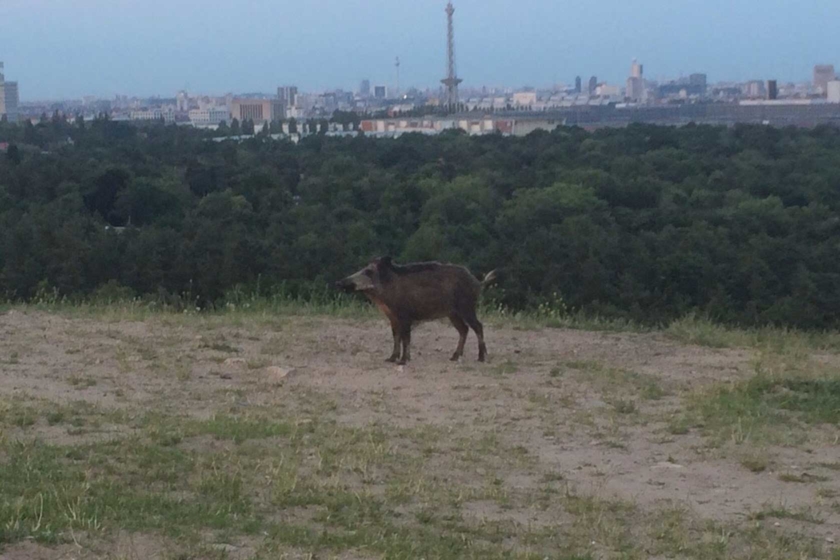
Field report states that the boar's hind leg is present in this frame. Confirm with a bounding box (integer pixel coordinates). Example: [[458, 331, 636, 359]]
[[462, 309, 487, 362], [386, 323, 401, 363], [397, 324, 412, 365], [449, 315, 469, 361]]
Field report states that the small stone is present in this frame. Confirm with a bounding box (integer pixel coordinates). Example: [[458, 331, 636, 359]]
[[827, 537, 835, 544], [774, 522, 781, 527], [211, 544, 239, 553], [219, 373, 232, 380], [652, 462, 684, 469], [223, 358, 246, 366]]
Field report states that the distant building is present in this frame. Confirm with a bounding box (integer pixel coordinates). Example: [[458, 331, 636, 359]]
[[574, 76, 582, 94], [230, 98, 284, 124], [359, 79, 371, 97], [130, 109, 175, 123], [767, 80, 778, 100], [828, 81, 840, 104], [277, 86, 298, 108], [374, 85, 387, 99], [189, 108, 230, 127], [630, 59, 643, 79], [596, 84, 621, 97], [176, 91, 189, 112], [0, 62, 20, 123], [513, 91, 537, 107], [745, 80, 765, 98], [814, 65, 836, 94], [689, 73, 707, 95], [588, 76, 597, 95]]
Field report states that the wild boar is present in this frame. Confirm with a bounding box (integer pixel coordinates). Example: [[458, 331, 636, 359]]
[[335, 257, 497, 365]]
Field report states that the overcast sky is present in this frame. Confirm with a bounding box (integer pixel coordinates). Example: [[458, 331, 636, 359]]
[[1, 0, 837, 100]]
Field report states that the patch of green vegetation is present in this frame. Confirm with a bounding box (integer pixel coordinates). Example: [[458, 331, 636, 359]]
[[779, 472, 829, 484], [751, 506, 824, 524], [666, 315, 840, 352], [199, 341, 240, 354], [689, 352, 840, 445], [492, 360, 518, 376], [740, 453, 770, 473], [194, 415, 296, 444], [67, 375, 97, 389], [611, 399, 637, 415], [562, 360, 667, 400]]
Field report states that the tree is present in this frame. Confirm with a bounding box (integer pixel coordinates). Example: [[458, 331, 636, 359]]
[[5, 143, 21, 165], [230, 118, 241, 136]]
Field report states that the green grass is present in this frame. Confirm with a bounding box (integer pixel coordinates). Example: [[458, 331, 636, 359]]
[[666, 314, 840, 352], [740, 452, 770, 473], [750, 506, 824, 524], [1, 395, 829, 559], [688, 351, 840, 445], [561, 360, 668, 400]]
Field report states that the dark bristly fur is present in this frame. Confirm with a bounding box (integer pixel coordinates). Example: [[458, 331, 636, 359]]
[[335, 256, 497, 365]]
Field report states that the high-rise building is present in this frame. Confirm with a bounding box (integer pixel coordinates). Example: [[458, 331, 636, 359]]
[[359, 79, 371, 97], [588, 76, 597, 95], [574, 76, 582, 94], [374, 85, 387, 100], [626, 60, 645, 101], [630, 59, 643, 79], [814, 65, 836, 94], [689, 73, 707, 95], [176, 91, 189, 112], [828, 81, 840, 104], [745, 80, 765, 98], [277, 86, 298, 108], [767, 80, 778, 100], [0, 62, 19, 123]]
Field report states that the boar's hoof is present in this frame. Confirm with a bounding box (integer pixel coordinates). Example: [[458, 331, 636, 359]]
[[385, 355, 399, 363], [397, 358, 409, 366], [450, 353, 461, 362]]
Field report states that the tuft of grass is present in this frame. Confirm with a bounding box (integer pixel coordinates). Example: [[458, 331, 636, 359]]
[[778, 472, 829, 484], [67, 375, 97, 389], [750, 506, 824, 524], [611, 399, 637, 415], [740, 453, 769, 473], [199, 341, 240, 354], [492, 360, 518, 376], [666, 415, 691, 435]]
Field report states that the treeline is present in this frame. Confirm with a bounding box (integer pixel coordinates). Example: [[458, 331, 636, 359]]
[[1, 116, 839, 328]]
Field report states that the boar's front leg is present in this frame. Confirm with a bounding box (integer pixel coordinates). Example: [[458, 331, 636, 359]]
[[386, 322, 401, 363], [397, 323, 412, 365]]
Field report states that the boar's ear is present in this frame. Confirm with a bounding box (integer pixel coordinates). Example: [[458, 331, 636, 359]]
[[376, 256, 393, 282]]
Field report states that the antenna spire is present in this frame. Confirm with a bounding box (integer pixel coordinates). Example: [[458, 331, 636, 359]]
[[440, 2, 462, 110]]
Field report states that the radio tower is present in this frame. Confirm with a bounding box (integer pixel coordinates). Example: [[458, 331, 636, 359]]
[[395, 56, 401, 99], [440, 2, 462, 111]]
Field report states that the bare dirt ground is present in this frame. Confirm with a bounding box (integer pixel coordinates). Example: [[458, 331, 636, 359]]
[[1, 308, 838, 559]]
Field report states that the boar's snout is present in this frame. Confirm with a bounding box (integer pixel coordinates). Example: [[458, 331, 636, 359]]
[[334, 278, 355, 293]]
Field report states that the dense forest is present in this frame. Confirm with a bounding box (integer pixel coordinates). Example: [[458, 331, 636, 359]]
[[1, 115, 839, 328]]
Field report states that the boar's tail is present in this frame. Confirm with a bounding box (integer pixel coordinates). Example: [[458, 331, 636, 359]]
[[481, 270, 499, 289]]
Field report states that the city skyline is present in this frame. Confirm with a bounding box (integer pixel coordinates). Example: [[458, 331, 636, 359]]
[[1, 0, 838, 100]]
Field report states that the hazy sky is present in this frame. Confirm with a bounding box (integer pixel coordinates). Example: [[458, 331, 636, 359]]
[[1, 0, 837, 100]]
